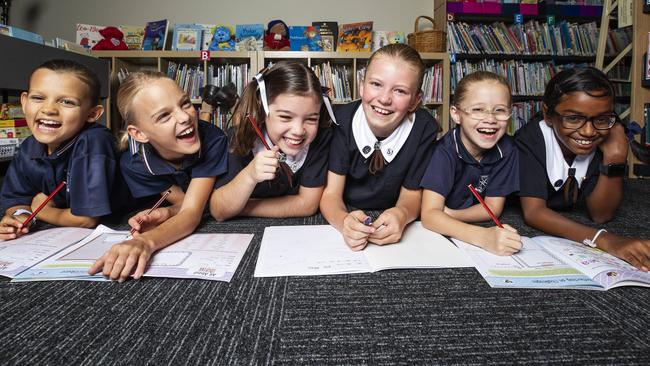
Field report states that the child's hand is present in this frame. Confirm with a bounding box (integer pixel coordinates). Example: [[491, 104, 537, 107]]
[[247, 147, 280, 183], [599, 123, 628, 162], [88, 236, 153, 282], [368, 207, 408, 245], [602, 234, 650, 272], [30, 192, 55, 212], [128, 207, 173, 234], [0, 213, 30, 240], [482, 224, 522, 256], [342, 210, 375, 251]]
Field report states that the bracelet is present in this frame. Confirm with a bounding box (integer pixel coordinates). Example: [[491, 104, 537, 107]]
[[583, 229, 607, 248]]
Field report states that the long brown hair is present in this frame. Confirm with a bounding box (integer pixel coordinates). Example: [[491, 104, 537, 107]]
[[115, 71, 169, 151], [229, 61, 330, 156]]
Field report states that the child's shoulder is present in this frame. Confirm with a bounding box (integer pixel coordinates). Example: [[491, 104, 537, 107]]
[[198, 120, 227, 138], [72, 123, 117, 155], [514, 120, 543, 143], [333, 100, 362, 127]]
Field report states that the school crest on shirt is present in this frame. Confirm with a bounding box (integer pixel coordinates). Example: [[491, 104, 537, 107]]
[[476, 175, 489, 193]]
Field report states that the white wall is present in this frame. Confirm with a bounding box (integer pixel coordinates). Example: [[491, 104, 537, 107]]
[[10, 0, 434, 42]]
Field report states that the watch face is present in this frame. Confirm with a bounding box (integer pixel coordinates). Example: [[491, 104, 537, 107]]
[[608, 164, 627, 176]]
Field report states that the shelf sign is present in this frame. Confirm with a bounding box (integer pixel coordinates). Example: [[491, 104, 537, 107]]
[[450, 53, 456, 63], [546, 15, 555, 26], [200, 51, 210, 61], [514, 14, 523, 25], [447, 13, 455, 22]]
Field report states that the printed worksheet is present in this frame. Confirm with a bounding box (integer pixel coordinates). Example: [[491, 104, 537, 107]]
[[254, 222, 471, 277], [0, 227, 93, 278], [13, 225, 253, 282]]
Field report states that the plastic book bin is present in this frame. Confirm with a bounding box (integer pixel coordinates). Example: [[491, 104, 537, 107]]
[[519, 4, 539, 15], [482, 2, 502, 14]]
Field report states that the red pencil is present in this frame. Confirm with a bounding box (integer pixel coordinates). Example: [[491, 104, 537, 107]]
[[129, 189, 172, 236], [246, 114, 271, 150], [467, 184, 503, 228], [21, 181, 67, 228]]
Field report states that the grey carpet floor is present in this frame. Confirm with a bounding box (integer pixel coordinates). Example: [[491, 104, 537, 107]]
[[1, 180, 649, 365]]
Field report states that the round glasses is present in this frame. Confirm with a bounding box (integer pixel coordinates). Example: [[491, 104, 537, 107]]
[[457, 106, 512, 122], [555, 114, 618, 130]]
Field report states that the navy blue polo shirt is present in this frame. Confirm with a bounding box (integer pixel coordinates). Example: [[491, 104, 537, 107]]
[[329, 101, 439, 210], [515, 120, 601, 210], [0, 123, 123, 217], [214, 127, 332, 197], [420, 128, 519, 209], [120, 120, 228, 198]]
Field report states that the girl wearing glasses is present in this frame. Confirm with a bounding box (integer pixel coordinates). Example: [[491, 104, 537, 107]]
[[421, 71, 521, 255], [516, 67, 650, 271]]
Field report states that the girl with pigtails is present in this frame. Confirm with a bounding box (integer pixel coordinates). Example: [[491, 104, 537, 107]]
[[209, 61, 335, 220]]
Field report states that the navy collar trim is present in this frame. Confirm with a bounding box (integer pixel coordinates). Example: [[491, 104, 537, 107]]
[[452, 128, 504, 165]]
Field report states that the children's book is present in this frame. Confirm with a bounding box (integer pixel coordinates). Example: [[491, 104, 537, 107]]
[[288, 25, 322, 51], [53, 37, 90, 54], [120, 25, 145, 50], [76, 23, 104, 49], [235, 24, 264, 51], [453, 236, 650, 290], [2, 225, 253, 283], [372, 30, 406, 52], [312, 21, 337, 51], [171, 23, 203, 51], [208, 24, 236, 51], [3, 25, 44, 44], [197, 23, 216, 51], [142, 19, 169, 51], [337, 21, 373, 52], [254, 222, 471, 277]]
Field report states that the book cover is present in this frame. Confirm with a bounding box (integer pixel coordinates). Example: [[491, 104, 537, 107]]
[[338, 21, 373, 52], [312, 21, 338, 51], [372, 30, 405, 52], [76, 23, 104, 49], [171, 23, 202, 51], [5, 26, 44, 45], [142, 19, 169, 51], [208, 25, 236, 51], [54, 37, 90, 55], [120, 25, 145, 50], [196, 24, 216, 51], [289, 26, 322, 51], [235, 23, 264, 51]]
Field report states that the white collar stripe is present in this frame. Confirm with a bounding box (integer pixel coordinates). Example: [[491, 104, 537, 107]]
[[539, 121, 594, 191], [352, 107, 414, 163]]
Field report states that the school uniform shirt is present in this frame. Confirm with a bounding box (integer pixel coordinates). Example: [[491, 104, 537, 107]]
[[515, 120, 601, 210], [214, 127, 332, 197], [420, 128, 519, 209], [120, 120, 228, 198], [0, 123, 122, 217], [329, 100, 439, 210]]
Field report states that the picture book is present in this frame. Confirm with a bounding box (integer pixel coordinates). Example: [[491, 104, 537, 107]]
[[208, 24, 236, 51], [254, 222, 471, 277], [120, 25, 145, 50], [3, 25, 44, 44], [235, 23, 264, 51], [171, 23, 203, 51], [2, 226, 253, 283], [196, 23, 216, 51], [142, 19, 169, 51], [289, 25, 322, 51], [76, 23, 104, 49], [312, 21, 337, 51], [453, 236, 650, 290], [372, 30, 406, 52], [53, 37, 90, 54], [337, 21, 373, 52]]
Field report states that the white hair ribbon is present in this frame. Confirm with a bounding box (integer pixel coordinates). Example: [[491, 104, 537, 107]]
[[254, 72, 270, 116], [322, 93, 338, 125]]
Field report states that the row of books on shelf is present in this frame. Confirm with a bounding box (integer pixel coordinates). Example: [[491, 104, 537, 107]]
[[74, 20, 405, 53], [312, 63, 354, 103], [447, 20, 611, 57], [447, 0, 603, 17], [0, 104, 28, 160]]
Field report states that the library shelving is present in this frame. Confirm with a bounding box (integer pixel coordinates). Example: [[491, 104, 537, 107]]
[[93, 50, 450, 133]]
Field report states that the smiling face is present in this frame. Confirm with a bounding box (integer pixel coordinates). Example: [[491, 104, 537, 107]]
[[543, 91, 614, 158], [450, 80, 510, 161], [265, 93, 321, 157], [127, 78, 199, 163], [21, 68, 103, 154], [359, 55, 422, 138]]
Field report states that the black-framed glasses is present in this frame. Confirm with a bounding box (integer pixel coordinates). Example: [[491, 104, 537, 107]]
[[457, 105, 512, 122], [556, 113, 618, 130]]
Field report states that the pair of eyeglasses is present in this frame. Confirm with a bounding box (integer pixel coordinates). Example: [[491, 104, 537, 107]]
[[457, 106, 512, 122], [556, 114, 618, 130]]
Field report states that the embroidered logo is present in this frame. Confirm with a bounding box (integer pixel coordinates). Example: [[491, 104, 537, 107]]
[[476, 175, 489, 193]]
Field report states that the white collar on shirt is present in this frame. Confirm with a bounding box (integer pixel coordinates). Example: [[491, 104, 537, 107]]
[[352, 107, 415, 163], [251, 129, 310, 173], [539, 120, 594, 191]]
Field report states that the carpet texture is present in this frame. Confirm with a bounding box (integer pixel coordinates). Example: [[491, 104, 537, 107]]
[[1, 180, 649, 365]]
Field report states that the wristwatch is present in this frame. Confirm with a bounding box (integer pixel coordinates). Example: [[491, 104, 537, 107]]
[[599, 163, 627, 177]]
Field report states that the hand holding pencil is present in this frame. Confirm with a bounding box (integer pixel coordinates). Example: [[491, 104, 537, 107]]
[[468, 184, 522, 256]]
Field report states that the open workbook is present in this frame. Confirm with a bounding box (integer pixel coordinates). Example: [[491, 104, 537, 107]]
[[254, 222, 472, 277], [453, 236, 650, 290], [0, 225, 253, 282]]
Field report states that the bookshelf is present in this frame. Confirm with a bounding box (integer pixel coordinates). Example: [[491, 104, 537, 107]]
[[93, 50, 450, 133], [629, 0, 650, 176]]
